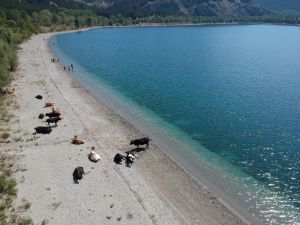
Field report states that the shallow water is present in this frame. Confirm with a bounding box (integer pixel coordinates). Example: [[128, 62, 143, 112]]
[[52, 25, 300, 224]]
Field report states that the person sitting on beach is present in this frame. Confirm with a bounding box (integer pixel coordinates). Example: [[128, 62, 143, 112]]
[[72, 135, 85, 145], [88, 147, 101, 162]]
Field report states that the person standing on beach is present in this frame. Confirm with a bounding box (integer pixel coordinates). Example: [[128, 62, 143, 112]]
[[71, 64, 73, 71]]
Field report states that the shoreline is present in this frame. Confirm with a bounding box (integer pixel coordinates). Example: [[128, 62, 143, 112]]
[[9, 31, 254, 224], [48, 21, 300, 36]]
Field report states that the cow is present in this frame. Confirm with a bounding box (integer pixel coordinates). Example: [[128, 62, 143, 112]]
[[45, 112, 61, 118], [125, 153, 135, 167], [73, 167, 85, 183], [88, 147, 101, 162], [72, 135, 85, 145], [35, 95, 43, 100], [113, 153, 125, 164], [52, 107, 63, 116], [44, 101, 54, 107], [130, 137, 151, 149], [38, 113, 45, 119], [5, 88, 15, 95], [34, 126, 52, 134], [45, 117, 61, 126]]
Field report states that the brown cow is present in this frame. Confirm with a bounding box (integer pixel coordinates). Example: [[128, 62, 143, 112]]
[[38, 113, 45, 119], [72, 135, 85, 145], [44, 101, 54, 107], [5, 88, 15, 94]]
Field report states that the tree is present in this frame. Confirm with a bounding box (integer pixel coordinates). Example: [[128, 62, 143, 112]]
[[74, 17, 79, 28], [86, 17, 92, 26]]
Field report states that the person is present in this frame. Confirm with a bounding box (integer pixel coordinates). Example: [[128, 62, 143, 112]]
[[64, 66, 66, 70], [68, 66, 70, 71], [71, 64, 73, 71]]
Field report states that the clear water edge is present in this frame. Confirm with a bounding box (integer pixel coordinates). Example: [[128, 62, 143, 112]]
[[50, 25, 300, 225]]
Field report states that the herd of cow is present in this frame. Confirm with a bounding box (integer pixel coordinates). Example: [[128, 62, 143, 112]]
[[33, 94, 152, 183], [34, 97, 63, 134], [73, 137, 152, 183]]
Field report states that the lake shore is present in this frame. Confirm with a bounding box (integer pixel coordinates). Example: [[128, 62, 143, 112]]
[[7, 31, 253, 225]]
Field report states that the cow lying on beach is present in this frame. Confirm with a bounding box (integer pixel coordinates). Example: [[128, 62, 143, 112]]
[[88, 147, 101, 162], [45, 117, 61, 126], [73, 167, 85, 183], [38, 113, 45, 119], [34, 126, 52, 134], [114, 153, 126, 164], [5, 88, 15, 95], [35, 95, 43, 100], [72, 135, 85, 145], [44, 101, 54, 107], [125, 153, 135, 167], [52, 107, 63, 116], [130, 137, 151, 149]]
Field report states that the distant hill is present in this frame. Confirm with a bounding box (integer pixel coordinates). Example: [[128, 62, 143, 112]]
[[253, 0, 300, 11], [0, 0, 88, 11], [76, 0, 266, 17], [0, 0, 268, 18]]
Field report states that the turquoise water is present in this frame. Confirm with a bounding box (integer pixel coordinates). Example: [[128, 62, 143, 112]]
[[52, 25, 300, 224]]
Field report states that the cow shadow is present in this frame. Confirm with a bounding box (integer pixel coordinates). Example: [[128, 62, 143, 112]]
[[73, 175, 79, 184], [125, 147, 146, 155], [125, 159, 131, 167]]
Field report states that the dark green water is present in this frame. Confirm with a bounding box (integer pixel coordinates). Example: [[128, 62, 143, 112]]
[[52, 25, 300, 224]]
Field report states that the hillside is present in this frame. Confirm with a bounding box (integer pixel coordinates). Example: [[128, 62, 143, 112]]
[[253, 0, 300, 11], [0, 0, 267, 18], [0, 0, 89, 11], [77, 0, 267, 17]]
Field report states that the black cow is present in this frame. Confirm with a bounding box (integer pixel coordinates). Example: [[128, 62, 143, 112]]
[[35, 95, 43, 100], [45, 112, 61, 118], [34, 126, 52, 134], [125, 153, 135, 167], [73, 167, 85, 183], [130, 137, 151, 149], [114, 153, 125, 164], [45, 117, 61, 126]]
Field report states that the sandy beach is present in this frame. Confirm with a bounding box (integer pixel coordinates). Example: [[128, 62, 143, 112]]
[[4, 32, 252, 225]]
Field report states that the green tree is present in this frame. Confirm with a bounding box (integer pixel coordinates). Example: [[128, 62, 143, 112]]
[[74, 17, 79, 28]]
